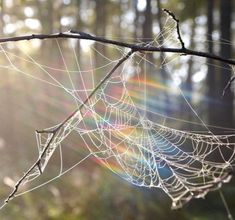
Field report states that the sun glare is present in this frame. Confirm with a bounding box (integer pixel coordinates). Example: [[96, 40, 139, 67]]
[[80, 39, 94, 52]]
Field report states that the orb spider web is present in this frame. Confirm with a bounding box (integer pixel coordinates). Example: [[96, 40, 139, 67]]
[[0, 14, 234, 218]]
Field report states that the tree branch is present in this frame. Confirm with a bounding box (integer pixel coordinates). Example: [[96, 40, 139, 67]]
[[1, 49, 134, 208], [0, 31, 234, 66], [1, 9, 235, 209]]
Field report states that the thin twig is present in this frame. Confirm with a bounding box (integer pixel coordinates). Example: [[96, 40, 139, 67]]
[[222, 76, 235, 97], [219, 189, 234, 220], [1, 9, 235, 210], [163, 9, 185, 50], [1, 49, 134, 208]]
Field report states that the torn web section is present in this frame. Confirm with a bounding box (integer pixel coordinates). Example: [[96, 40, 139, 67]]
[[0, 39, 133, 191], [23, 110, 83, 184]]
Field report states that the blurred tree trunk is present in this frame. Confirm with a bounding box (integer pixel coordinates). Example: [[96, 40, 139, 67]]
[[0, 1, 16, 149], [206, 0, 216, 127], [0, 1, 13, 148], [94, 0, 107, 81], [142, 0, 154, 119], [156, 0, 171, 118], [142, 0, 153, 40], [156, 0, 165, 70], [186, 20, 196, 103], [115, 2, 122, 38], [75, 0, 82, 65], [182, 19, 196, 129], [218, 0, 233, 128], [0, 0, 3, 34], [37, 0, 54, 34], [36, 0, 58, 128], [207, 0, 233, 130], [133, 0, 140, 39], [37, 0, 54, 58], [142, 0, 153, 64]]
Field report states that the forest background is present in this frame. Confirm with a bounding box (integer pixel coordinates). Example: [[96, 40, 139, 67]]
[[0, 0, 234, 219]]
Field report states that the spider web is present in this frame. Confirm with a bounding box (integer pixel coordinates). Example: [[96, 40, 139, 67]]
[[0, 16, 235, 210]]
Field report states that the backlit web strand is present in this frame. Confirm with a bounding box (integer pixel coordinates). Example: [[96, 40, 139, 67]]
[[0, 14, 234, 212], [33, 69, 235, 209]]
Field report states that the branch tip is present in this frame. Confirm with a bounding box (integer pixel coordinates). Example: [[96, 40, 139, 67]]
[[222, 76, 235, 98], [0, 28, 234, 65], [163, 8, 185, 50]]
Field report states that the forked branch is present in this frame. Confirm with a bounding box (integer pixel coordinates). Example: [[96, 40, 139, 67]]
[[0, 10, 234, 210], [163, 9, 185, 50], [0, 28, 234, 66], [1, 49, 134, 208]]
